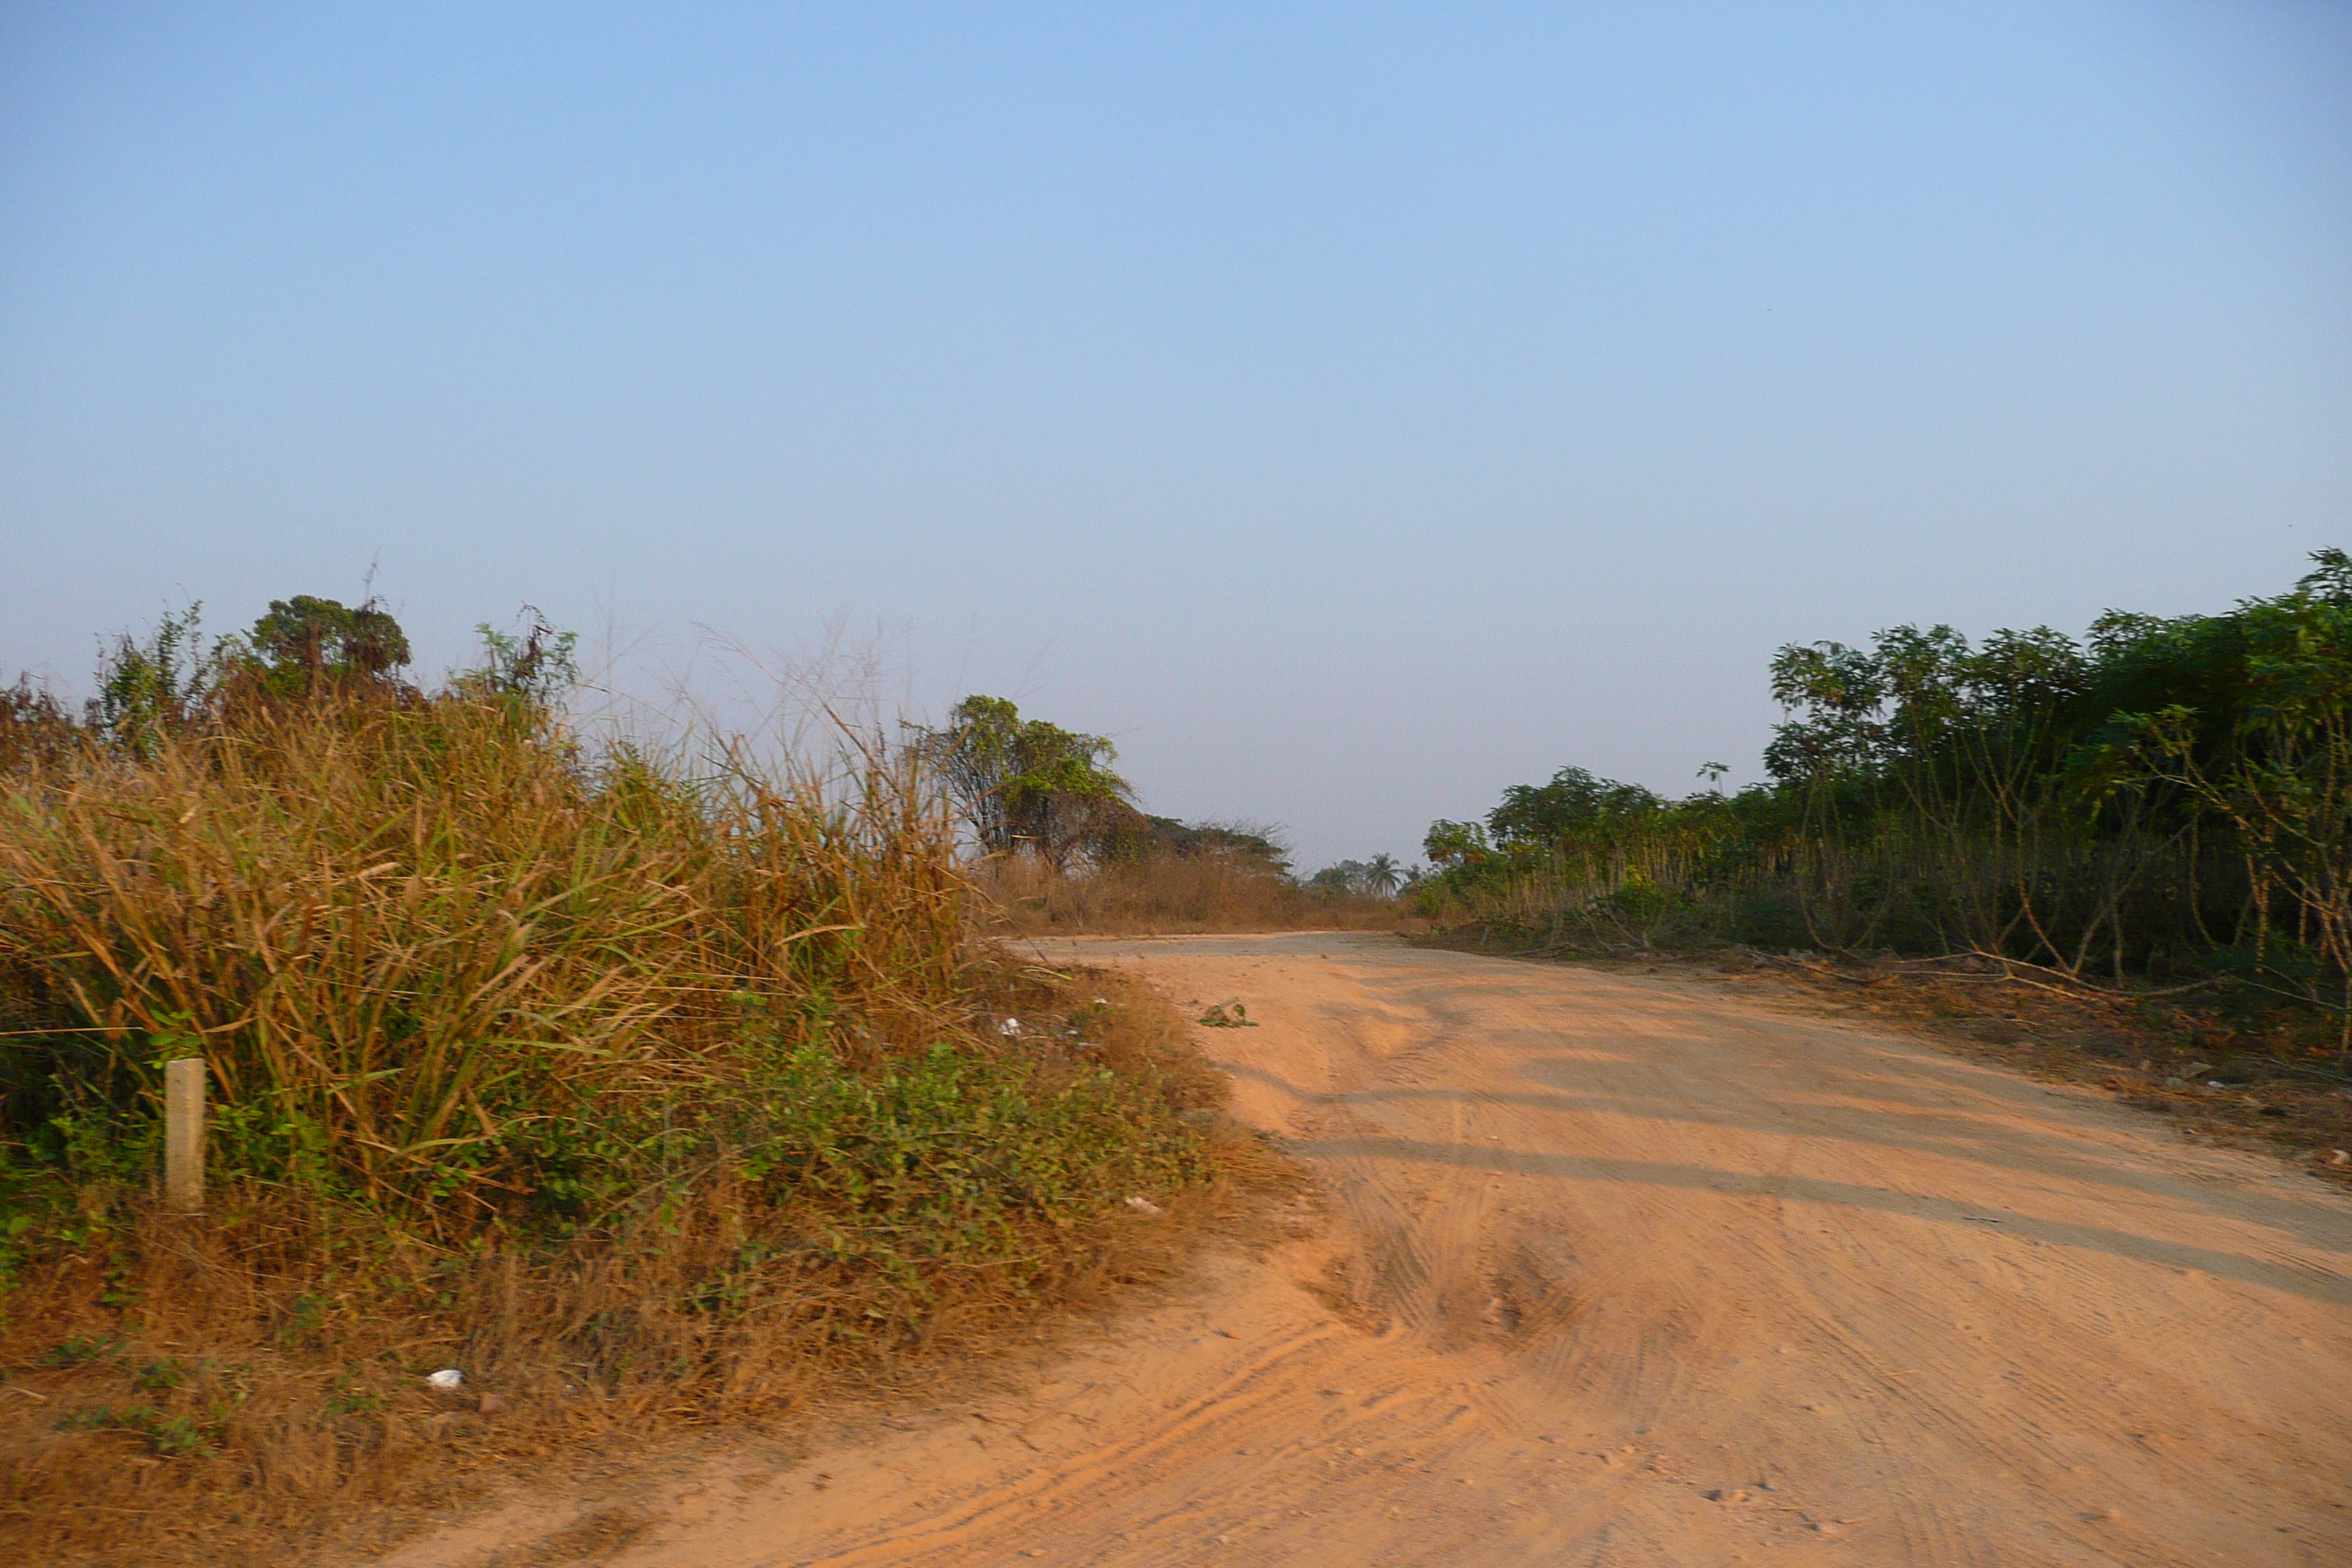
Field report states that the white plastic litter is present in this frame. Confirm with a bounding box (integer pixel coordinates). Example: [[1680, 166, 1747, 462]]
[[425, 1368, 464, 1390], [998, 1017, 1022, 1036], [1125, 1196, 1162, 1216]]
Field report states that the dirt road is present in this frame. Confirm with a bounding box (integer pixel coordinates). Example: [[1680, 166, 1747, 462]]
[[390, 933, 2352, 1567]]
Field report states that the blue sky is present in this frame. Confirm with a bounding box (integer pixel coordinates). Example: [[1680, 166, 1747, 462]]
[[3, 2, 2347, 867]]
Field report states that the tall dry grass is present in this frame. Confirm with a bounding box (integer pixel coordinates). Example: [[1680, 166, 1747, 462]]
[[0, 688, 1230, 1561], [0, 688, 970, 1228]]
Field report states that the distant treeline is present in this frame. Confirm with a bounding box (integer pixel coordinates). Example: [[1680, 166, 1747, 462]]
[[1417, 550, 2352, 1046], [906, 694, 1289, 874]]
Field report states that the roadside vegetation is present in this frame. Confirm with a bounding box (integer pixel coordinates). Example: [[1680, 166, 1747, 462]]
[[1414, 550, 2352, 1096], [915, 695, 1404, 934], [0, 603, 1231, 1562]]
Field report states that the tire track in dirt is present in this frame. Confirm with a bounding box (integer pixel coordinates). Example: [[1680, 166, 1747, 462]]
[[382, 933, 2352, 1567]]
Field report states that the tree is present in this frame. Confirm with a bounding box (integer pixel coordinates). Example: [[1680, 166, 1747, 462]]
[[246, 595, 411, 696], [1307, 854, 1403, 898], [1309, 860, 1371, 897], [1487, 766, 1667, 850], [908, 696, 1137, 870], [1123, 816, 1291, 870], [465, 607, 579, 710], [1423, 818, 1492, 867], [89, 604, 222, 755], [75, 597, 416, 755], [2110, 550, 2352, 1049]]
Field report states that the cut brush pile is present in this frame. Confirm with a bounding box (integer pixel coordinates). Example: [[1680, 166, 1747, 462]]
[[0, 685, 1229, 1563]]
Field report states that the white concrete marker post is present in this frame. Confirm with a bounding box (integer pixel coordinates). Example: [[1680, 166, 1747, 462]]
[[165, 1056, 206, 1212]]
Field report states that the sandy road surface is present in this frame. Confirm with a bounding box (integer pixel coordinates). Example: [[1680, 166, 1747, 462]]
[[390, 934, 2352, 1567]]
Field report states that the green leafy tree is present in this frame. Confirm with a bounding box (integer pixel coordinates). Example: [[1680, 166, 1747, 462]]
[[2108, 550, 2352, 1048], [1422, 818, 1492, 867], [464, 606, 579, 711], [245, 595, 412, 696], [1309, 859, 1370, 896], [1306, 855, 1403, 897], [1488, 766, 1667, 849], [1415, 547, 2352, 1000], [89, 605, 222, 756], [909, 696, 1137, 870], [1118, 816, 1290, 869]]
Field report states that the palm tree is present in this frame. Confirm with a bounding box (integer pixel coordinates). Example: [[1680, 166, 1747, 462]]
[[1363, 853, 1403, 897]]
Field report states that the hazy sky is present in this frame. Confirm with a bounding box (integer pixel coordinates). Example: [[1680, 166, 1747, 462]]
[[4, 2, 2347, 868]]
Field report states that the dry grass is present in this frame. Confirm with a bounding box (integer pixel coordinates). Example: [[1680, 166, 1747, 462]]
[[0, 689, 971, 1231], [0, 965, 1235, 1564], [0, 689, 1244, 1563], [973, 854, 1408, 936]]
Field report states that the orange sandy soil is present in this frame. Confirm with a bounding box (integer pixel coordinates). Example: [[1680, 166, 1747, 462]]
[[368, 932, 2352, 1567]]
